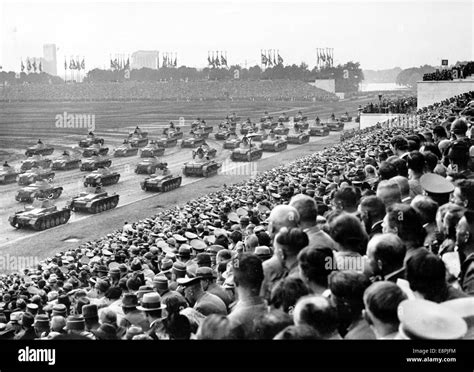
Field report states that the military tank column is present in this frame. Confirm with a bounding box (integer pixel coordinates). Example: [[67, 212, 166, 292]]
[[3, 110, 335, 234]]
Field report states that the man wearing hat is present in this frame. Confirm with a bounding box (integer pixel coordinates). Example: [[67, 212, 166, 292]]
[[14, 312, 36, 340], [119, 293, 150, 332], [137, 293, 168, 340], [177, 275, 227, 317], [152, 275, 180, 302], [82, 304, 100, 332], [177, 245, 192, 267], [419, 173, 454, 206], [33, 314, 51, 339], [197, 267, 232, 309]]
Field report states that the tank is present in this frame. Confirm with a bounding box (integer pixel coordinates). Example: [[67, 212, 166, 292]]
[[261, 136, 288, 152], [273, 125, 290, 136], [17, 167, 55, 186], [15, 180, 63, 203], [278, 114, 290, 123], [340, 113, 352, 122], [286, 131, 310, 144], [128, 126, 149, 147], [82, 143, 110, 157], [192, 146, 217, 159], [230, 136, 263, 162], [215, 129, 230, 140], [260, 115, 273, 122], [294, 114, 308, 123], [135, 158, 168, 175], [189, 128, 210, 139], [0, 163, 20, 185], [326, 120, 345, 131], [223, 134, 243, 149], [140, 141, 166, 158], [309, 124, 330, 136], [68, 188, 119, 214], [240, 122, 255, 135], [79, 132, 104, 148], [113, 141, 139, 157], [141, 168, 182, 192], [25, 139, 54, 156], [182, 157, 221, 177], [251, 129, 268, 142], [9, 199, 71, 230], [181, 136, 206, 148], [155, 136, 178, 148], [83, 167, 120, 187], [80, 156, 112, 171], [294, 120, 309, 131], [52, 151, 82, 170], [20, 155, 52, 173], [195, 123, 213, 134], [260, 120, 278, 130], [163, 127, 184, 140]]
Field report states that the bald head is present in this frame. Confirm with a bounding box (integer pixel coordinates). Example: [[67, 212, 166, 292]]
[[268, 205, 300, 238]]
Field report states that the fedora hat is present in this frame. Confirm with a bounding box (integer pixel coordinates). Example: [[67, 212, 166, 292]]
[[137, 293, 166, 312], [82, 304, 98, 320], [121, 293, 139, 309]]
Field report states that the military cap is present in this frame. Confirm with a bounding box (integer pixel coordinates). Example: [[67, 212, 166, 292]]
[[441, 298, 474, 339], [420, 173, 454, 195], [190, 239, 207, 251], [227, 212, 239, 223], [207, 244, 225, 255], [172, 261, 187, 274], [177, 245, 191, 258], [398, 299, 467, 339], [152, 275, 169, 289], [184, 232, 198, 240]]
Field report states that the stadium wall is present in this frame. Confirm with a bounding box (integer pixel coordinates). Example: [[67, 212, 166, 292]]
[[417, 78, 474, 108]]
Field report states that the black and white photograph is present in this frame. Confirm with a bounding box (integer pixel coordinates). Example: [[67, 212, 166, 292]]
[[0, 0, 473, 369]]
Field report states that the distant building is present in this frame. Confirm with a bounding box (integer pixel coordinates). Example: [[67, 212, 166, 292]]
[[43, 44, 57, 76], [131, 51, 159, 70]]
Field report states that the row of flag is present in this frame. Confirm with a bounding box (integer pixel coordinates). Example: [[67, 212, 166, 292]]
[[316, 48, 334, 66], [208, 51, 227, 68], [65, 57, 85, 70], [261, 50, 283, 67], [110, 57, 130, 71], [20, 58, 42, 73]]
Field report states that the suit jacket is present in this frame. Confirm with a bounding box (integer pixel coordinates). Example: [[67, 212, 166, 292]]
[[369, 220, 383, 239], [260, 255, 285, 301], [344, 316, 376, 340], [120, 309, 150, 332], [228, 296, 268, 339]]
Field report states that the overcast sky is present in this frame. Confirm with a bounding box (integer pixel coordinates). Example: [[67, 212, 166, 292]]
[[0, 0, 472, 73]]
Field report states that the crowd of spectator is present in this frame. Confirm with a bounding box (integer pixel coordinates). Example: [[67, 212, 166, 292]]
[[1, 91, 474, 341], [362, 96, 417, 114], [0, 80, 337, 102], [423, 62, 474, 81]]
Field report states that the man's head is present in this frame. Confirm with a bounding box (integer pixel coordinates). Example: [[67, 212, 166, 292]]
[[298, 246, 335, 289], [359, 196, 386, 235], [456, 211, 474, 253], [293, 295, 339, 338], [453, 179, 474, 209], [332, 187, 359, 213], [410, 195, 439, 225], [382, 203, 424, 248], [366, 233, 406, 278], [432, 125, 447, 142], [267, 205, 300, 239], [289, 194, 318, 227], [448, 141, 470, 170], [328, 271, 371, 325], [450, 118, 468, 138], [329, 213, 369, 254], [232, 253, 264, 296], [390, 135, 409, 155], [377, 180, 402, 207], [363, 281, 407, 338], [274, 227, 309, 262]]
